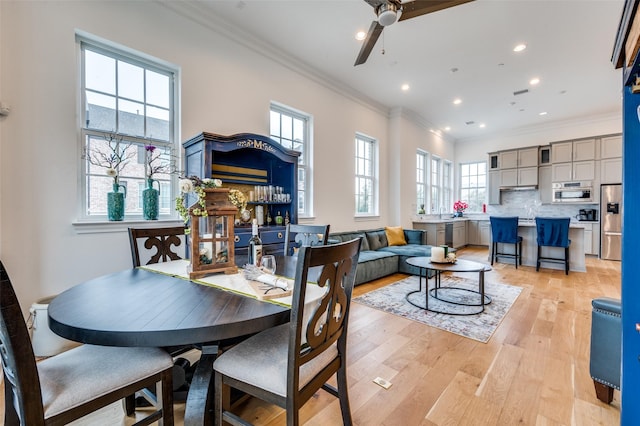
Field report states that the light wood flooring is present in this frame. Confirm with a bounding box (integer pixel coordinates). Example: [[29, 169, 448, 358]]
[[1, 246, 622, 425]]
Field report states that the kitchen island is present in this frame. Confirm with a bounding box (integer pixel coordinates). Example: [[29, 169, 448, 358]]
[[413, 217, 586, 272]]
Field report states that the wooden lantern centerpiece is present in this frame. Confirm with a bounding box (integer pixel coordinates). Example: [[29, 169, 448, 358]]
[[189, 188, 238, 278]]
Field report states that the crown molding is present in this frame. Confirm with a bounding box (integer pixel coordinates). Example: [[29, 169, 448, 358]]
[[155, 0, 389, 117], [457, 110, 622, 145], [389, 107, 457, 144]]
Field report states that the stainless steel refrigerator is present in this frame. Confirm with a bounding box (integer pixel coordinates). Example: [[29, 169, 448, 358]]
[[601, 183, 622, 260]]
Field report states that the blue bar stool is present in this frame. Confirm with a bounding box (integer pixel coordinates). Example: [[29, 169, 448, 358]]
[[489, 216, 522, 268], [535, 217, 571, 274]]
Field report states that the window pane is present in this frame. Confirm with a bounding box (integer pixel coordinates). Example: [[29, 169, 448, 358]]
[[118, 61, 144, 102], [146, 106, 170, 141], [85, 50, 115, 94], [270, 111, 281, 137], [146, 70, 169, 108], [86, 91, 116, 131], [118, 99, 145, 136], [281, 115, 292, 140]]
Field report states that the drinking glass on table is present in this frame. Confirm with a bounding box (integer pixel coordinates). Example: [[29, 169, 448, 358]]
[[260, 255, 276, 275]]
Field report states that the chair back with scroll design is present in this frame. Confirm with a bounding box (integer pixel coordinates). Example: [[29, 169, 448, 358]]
[[128, 226, 187, 267], [214, 238, 361, 425], [0, 261, 174, 425], [283, 223, 330, 256]]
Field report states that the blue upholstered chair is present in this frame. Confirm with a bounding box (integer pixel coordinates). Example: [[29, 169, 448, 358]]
[[589, 298, 621, 404], [489, 216, 522, 268], [535, 217, 571, 275]]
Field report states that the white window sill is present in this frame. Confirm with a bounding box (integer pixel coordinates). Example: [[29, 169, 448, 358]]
[[354, 215, 380, 221], [72, 218, 185, 234]]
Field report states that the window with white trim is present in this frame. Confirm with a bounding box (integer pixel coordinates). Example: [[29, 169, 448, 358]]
[[430, 156, 442, 213], [79, 35, 179, 221], [355, 134, 378, 215], [460, 161, 487, 212], [269, 103, 312, 217], [443, 160, 452, 213], [416, 151, 428, 213]]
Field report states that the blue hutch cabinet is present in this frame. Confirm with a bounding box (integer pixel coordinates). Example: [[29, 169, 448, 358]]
[[183, 132, 299, 255]]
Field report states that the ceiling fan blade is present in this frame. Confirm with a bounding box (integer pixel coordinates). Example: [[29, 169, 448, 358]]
[[354, 20, 384, 66], [398, 0, 474, 21]]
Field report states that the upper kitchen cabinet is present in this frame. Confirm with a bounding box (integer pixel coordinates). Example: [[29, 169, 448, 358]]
[[551, 138, 596, 163], [489, 153, 499, 170], [600, 135, 623, 183], [551, 139, 596, 182], [601, 135, 622, 159], [488, 170, 500, 205], [499, 147, 539, 169], [552, 160, 595, 182]]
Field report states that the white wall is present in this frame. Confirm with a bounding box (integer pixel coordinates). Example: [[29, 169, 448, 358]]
[[0, 1, 394, 309]]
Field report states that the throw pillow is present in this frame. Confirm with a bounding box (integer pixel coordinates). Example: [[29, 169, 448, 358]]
[[385, 226, 407, 246]]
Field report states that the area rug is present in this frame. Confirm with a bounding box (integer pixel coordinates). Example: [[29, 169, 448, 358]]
[[353, 275, 522, 343]]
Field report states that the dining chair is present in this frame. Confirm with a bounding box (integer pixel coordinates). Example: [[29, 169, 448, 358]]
[[489, 216, 523, 268], [535, 217, 571, 275], [128, 226, 193, 403], [0, 261, 174, 426], [283, 223, 330, 256], [213, 238, 361, 426], [128, 226, 187, 267]]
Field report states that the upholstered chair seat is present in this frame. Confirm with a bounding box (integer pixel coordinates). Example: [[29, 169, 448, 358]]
[[589, 297, 621, 404], [489, 216, 523, 268]]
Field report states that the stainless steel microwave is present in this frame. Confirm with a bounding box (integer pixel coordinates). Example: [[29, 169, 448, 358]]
[[552, 181, 594, 203]]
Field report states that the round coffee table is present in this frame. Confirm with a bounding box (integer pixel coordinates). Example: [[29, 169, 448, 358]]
[[405, 257, 492, 315]]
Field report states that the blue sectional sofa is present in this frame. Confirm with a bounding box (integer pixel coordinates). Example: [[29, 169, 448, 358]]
[[329, 228, 434, 285]]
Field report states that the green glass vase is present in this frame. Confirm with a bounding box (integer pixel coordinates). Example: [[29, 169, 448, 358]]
[[143, 178, 160, 220], [108, 182, 126, 221]]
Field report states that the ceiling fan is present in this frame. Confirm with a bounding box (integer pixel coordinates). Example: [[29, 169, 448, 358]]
[[355, 0, 474, 66]]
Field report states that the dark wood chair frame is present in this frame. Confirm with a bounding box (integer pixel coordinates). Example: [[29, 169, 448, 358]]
[[128, 226, 187, 267], [283, 224, 330, 256], [214, 238, 361, 426], [0, 261, 173, 426]]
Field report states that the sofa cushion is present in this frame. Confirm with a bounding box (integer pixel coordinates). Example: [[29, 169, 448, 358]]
[[354, 250, 398, 285], [385, 226, 407, 246], [365, 229, 388, 251], [404, 229, 425, 245], [329, 232, 369, 251], [378, 244, 432, 258]]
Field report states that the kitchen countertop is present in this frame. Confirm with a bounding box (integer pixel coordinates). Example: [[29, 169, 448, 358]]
[[413, 217, 593, 228]]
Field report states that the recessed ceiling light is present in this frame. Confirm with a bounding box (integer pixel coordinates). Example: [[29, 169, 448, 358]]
[[401, 83, 410, 91], [513, 43, 527, 52], [539, 111, 548, 116], [453, 98, 462, 105], [530, 77, 540, 85], [479, 123, 486, 128], [444, 126, 451, 131], [355, 31, 367, 41]]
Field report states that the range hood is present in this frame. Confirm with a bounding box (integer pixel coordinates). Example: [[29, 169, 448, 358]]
[[499, 185, 538, 191]]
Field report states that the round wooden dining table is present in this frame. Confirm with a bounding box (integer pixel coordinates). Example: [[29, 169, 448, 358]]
[[48, 263, 295, 425]]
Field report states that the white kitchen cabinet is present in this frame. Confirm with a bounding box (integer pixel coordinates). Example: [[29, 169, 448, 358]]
[[413, 222, 445, 246], [601, 135, 622, 159], [479, 221, 491, 246], [552, 160, 595, 182], [539, 165, 552, 204], [601, 157, 622, 183], [452, 221, 467, 248], [499, 150, 518, 169], [518, 147, 539, 168], [518, 167, 538, 186], [467, 220, 479, 245], [583, 223, 593, 254], [500, 168, 517, 186], [573, 139, 596, 161], [488, 170, 500, 205], [551, 141, 574, 163], [489, 152, 499, 170], [552, 139, 596, 163]]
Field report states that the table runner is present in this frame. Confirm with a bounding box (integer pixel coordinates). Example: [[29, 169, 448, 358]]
[[139, 259, 324, 308]]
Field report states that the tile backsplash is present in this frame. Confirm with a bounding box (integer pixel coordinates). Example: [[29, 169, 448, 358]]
[[486, 189, 598, 221]]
